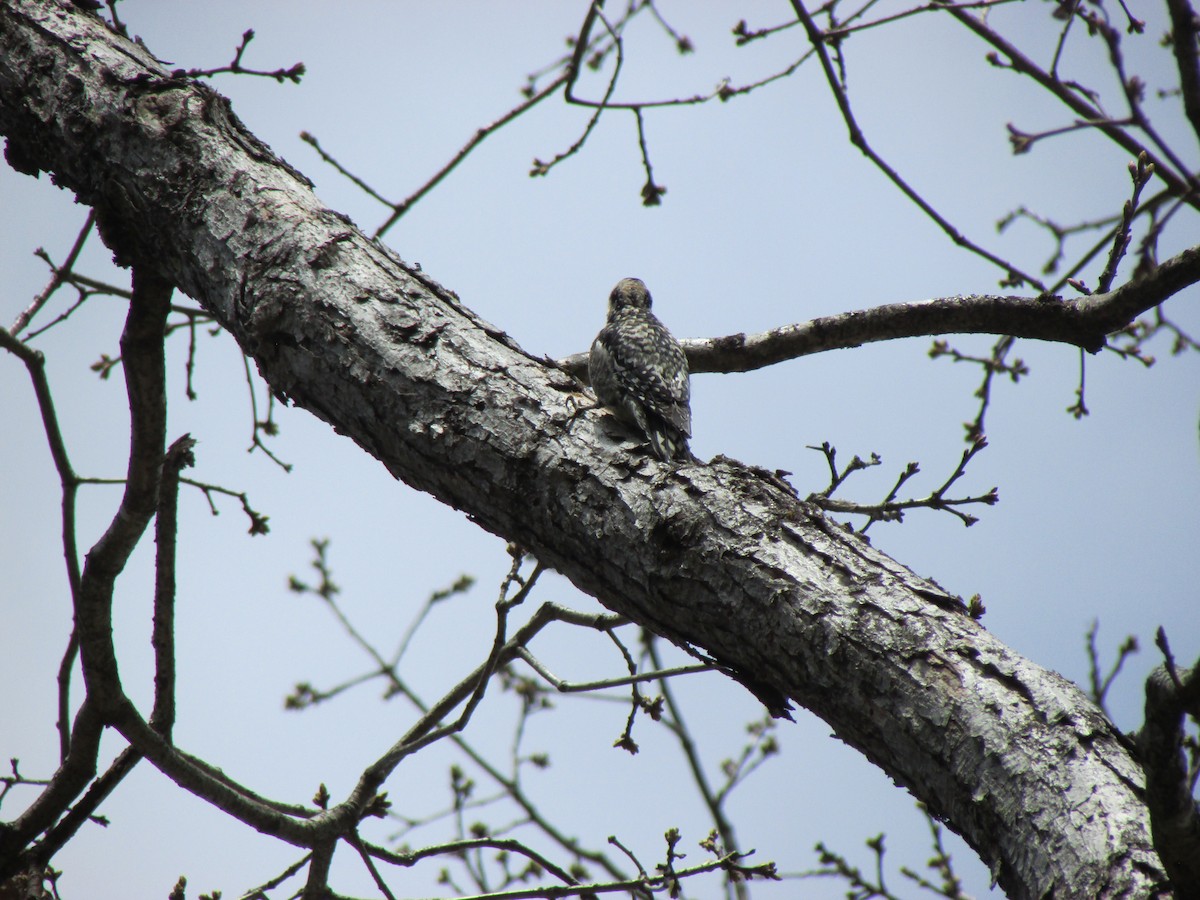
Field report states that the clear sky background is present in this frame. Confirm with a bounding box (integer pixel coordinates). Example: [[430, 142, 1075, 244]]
[[2, 2, 1198, 898]]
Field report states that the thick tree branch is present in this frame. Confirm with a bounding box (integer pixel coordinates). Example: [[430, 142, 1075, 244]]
[[0, 700, 103, 876], [75, 265, 172, 713], [0, 4, 1172, 896], [557, 258, 1200, 378]]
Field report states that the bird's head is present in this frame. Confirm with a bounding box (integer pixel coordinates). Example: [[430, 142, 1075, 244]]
[[608, 277, 652, 316]]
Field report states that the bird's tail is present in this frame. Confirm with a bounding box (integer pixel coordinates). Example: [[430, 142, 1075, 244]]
[[649, 425, 688, 462]]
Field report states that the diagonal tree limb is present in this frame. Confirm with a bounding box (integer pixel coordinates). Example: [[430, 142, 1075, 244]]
[[0, 4, 1180, 896]]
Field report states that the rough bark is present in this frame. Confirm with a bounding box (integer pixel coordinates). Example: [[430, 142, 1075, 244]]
[[0, 2, 1179, 896], [1141, 664, 1200, 899]]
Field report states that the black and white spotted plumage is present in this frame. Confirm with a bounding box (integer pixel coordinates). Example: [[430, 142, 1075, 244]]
[[589, 277, 691, 462]]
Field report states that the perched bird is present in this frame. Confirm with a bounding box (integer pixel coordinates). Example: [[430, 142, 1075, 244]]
[[589, 277, 691, 461]]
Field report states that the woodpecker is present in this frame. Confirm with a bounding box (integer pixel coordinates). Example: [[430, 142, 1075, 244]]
[[589, 277, 691, 462]]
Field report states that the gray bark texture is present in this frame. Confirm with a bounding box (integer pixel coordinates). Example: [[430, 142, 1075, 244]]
[[0, 2, 1173, 896]]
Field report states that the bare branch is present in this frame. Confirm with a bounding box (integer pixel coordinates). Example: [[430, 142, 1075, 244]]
[[825, 0, 1017, 39], [1080, 7, 1195, 189], [0, 701, 103, 881], [787, 0, 1045, 289], [1166, 0, 1200, 146], [24, 745, 140, 872], [732, 16, 801, 46], [0, 325, 84, 761], [811, 438, 998, 530], [949, 4, 1200, 203], [76, 265, 172, 712], [514, 646, 708, 693], [1006, 116, 1135, 155], [1085, 621, 1139, 718], [1094, 153, 1155, 294], [899, 804, 971, 898], [182, 29, 305, 83], [633, 108, 666, 206], [930, 335, 1027, 441], [151, 435, 197, 737], [808, 441, 882, 496], [364, 836, 582, 890], [646, 639, 750, 900], [9, 211, 95, 336], [532, 4, 622, 179], [560, 247, 1200, 380], [301, 130, 395, 208], [371, 69, 570, 237], [1066, 348, 1091, 419], [996, 203, 1121, 278], [240, 353, 291, 472]]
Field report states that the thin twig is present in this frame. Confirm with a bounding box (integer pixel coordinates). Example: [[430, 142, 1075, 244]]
[[788, 0, 1045, 289], [0, 324, 83, 760], [183, 29, 305, 83], [950, 5, 1198, 204], [515, 648, 709, 693], [532, 4, 623, 178], [371, 70, 570, 237], [646, 639, 749, 900], [824, 0, 1016, 39], [10, 211, 96, 336]]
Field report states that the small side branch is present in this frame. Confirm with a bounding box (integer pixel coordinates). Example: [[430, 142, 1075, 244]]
[[809, 438, 998, 531], [180, 476, 270, 535], [930, 335, 1026, 441], [1084, 621, 1138, 718], [808, 441, 881, 496], [240, 354, 290, 472], [151, 434, 198, 737], [514, 647, 709, 694], [371, 69, 570, 236], [532, 4, 623, 179], [9, 211, 95, 336], [0, 324, 84, 760], [962, 7, 1181, 181], [182, 29, 305, 83], [1095, 153, 1155, 294]]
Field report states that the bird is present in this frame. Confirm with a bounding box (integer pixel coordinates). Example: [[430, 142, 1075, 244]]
[[589, 277, 691, 462]]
